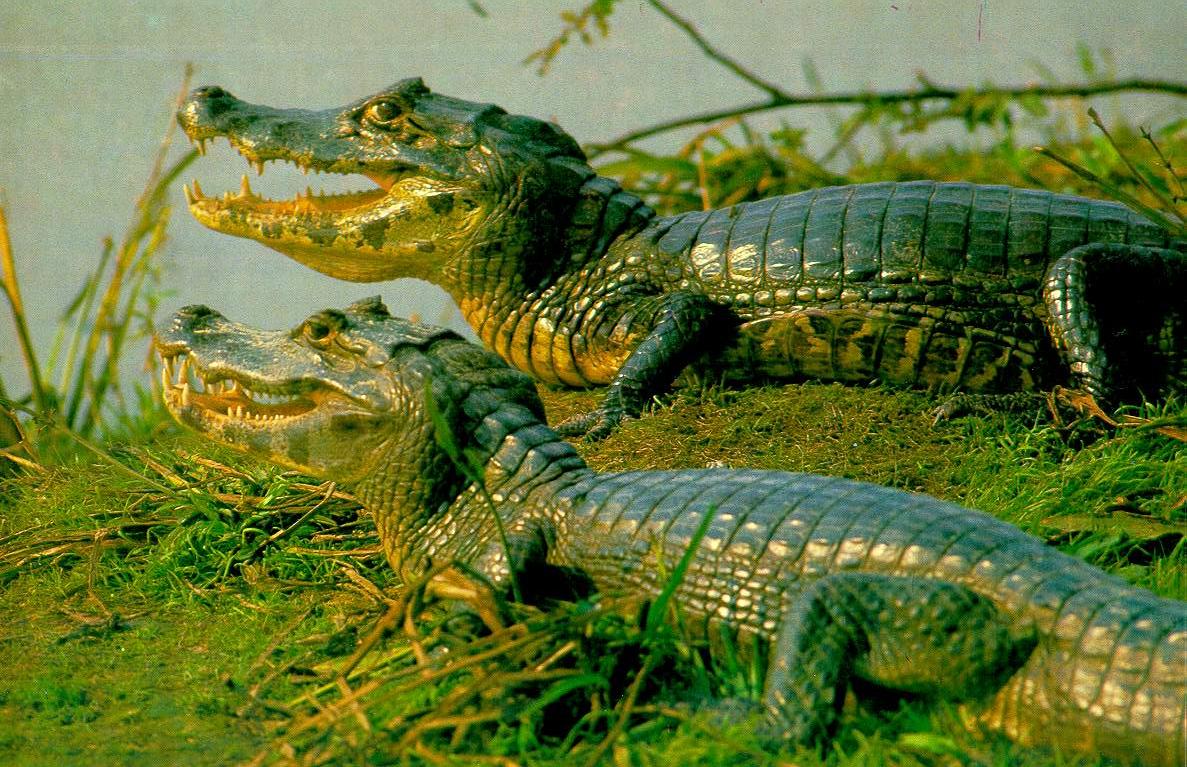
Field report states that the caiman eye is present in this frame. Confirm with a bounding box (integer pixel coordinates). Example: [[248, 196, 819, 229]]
[[364, 100, 402, 126], [300, 310, 348, 348], [303, 319, 335, 344]]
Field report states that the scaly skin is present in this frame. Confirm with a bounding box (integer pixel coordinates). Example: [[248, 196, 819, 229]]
[[176, 80, 1187, 437], [156, 299, 1187, 766]]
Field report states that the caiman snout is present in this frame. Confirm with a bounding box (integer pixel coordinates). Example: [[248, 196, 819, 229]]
[[176, 304, 224, 322], [190, 85, 231, 100], [177, 85, 244, 139], [169, 304, 227, 335]]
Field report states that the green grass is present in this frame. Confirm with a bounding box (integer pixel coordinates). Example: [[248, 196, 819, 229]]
[[1, 388, 1183, 766]]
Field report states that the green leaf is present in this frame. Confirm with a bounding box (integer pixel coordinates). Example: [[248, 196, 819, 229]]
[[1075, 42, 1097, 76], [517, 673, 608, 720], [898, 731, 965, 756], [1041, 512, 1186, 541], [644, 505, 717, 637], [595, 154, 698, 179]]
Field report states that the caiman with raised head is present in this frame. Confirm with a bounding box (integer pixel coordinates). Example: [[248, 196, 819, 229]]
[[177, 80, 1187, 436], [156, 298, 1186, 766]]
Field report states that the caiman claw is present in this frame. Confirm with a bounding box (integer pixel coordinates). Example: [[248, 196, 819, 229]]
[[554, 406, 632, 441]]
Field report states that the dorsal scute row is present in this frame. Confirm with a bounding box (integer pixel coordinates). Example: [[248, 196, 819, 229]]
[[658, 181, 1169, 293]]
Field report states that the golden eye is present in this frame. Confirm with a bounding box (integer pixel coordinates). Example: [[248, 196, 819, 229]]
[[303, 319, 333, 343], [365, 100, 401, 125]]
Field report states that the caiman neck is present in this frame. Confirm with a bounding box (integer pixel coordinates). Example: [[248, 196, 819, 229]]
[[356, 397, 590, 577], [452, 173, 654, 348], [563, 174, 655, 267], [471, 402, 592, 506]]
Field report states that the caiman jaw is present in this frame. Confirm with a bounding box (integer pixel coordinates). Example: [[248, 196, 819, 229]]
[[182, 135, 460, 282], [183, 139, 400, 233], [159, 350, 321, 428]]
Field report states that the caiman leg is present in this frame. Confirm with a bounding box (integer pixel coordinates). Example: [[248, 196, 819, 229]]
[[759, 573, 1035, 746], [1044, 242, 1187, 401], [556, 292, 724, 439]]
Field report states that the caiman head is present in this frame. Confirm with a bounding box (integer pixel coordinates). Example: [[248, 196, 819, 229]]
[[177, 78, 593, 283], [154, 296, 547, 566]]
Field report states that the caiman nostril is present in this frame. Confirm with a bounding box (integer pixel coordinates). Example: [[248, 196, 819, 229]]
[[191, 85, 231, 101], [178, 305, 222, 321]]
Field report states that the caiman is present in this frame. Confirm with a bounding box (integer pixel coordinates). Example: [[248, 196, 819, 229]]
[[176, 80, 1187, 437], [156, 297, 1187, 766]]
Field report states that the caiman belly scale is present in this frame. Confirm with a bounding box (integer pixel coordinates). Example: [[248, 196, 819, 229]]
[[175, 80, 1187, 436]]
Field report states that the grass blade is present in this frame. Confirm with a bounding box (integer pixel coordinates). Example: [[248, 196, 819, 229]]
[[0, 203, 51, 413], [645, 505, 716, 636]]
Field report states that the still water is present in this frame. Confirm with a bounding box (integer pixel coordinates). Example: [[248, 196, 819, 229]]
[[1, 1, 1184, 395]]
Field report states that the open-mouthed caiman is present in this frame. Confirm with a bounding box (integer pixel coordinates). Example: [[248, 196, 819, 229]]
[[176, 79, 1186, 437], [156, 297, 1186, 766]]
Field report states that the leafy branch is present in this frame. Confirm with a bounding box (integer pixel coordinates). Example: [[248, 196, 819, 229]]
[[528, 1, 1187, 162], [1035, 108, 1186, 236], [587, 77, 1187, 159], [524, 0, 619, 75]]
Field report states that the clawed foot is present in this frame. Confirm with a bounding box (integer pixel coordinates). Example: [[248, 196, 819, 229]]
[[555, 406, 631, 440], [671, 696, 779, 739], [683, 698, 821, 750], [931, 391, 1047, 425]]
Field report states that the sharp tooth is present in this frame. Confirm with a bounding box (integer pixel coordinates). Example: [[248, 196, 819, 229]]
[[196, 139, 207, 156], [300, 166, 309, 175], [181, 382, 191, 407], [240, 174, 253, 198], [254, 160, 265, 176], [192, 179, 204, 199], [161, 364, 170, 394], [235, 405, 245, 418], [184, 184, 195, 205], [178, 357, 190, 386]]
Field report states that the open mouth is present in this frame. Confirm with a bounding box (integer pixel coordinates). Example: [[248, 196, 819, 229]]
[[184, 137, 399, 220], [160, 351, 319, 425]]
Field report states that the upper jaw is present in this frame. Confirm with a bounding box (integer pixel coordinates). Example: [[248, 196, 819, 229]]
[[157, 350, 326, 427], [176, 85, 464, 217]]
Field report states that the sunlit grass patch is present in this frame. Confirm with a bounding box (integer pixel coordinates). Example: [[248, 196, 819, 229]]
[[3, 384, 1181, 765]]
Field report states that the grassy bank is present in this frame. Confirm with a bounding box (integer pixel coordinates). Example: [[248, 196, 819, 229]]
[[1, 385, 1183, 766]]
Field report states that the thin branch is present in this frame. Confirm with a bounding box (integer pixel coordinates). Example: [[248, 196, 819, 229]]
[[1087, 107, 1183, 221], [586, 78, 1187, 159], [645, 0, 790, 101], [1139, 125, 1186, 201], [1033, 144, 1183, 234]]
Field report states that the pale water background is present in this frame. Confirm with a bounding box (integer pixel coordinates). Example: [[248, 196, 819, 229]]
[[1, 1, 1185, 397]]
